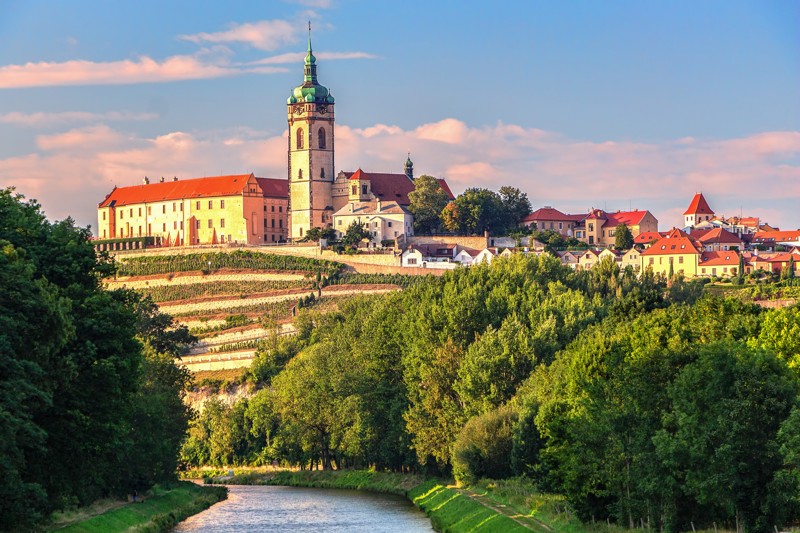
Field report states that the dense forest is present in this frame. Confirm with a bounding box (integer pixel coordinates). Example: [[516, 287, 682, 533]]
[[184, 252, 800, 532], [0, 189, 195, 531]]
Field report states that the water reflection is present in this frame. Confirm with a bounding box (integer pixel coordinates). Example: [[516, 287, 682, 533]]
[[173, 484, 433, 532]]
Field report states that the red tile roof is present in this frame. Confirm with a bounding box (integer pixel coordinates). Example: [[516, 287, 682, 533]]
[[696, 227, 742, 245], [753, 230, 800, 243], [255, 177, 288, 198], [640, 236, 701, 256], [99, 174, 255, 208], [684, 193, 714, 215], [523, 207, 577, 223], [606, 210, 651, 228], [634, 231, 662, 244], [343, 170, 455, 205], [700, 251, 740, 266]]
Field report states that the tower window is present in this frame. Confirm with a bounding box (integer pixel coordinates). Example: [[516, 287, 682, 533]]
[[298, 169, 303, 180], [352, 186, 357, 195], [362, 185, 367, 195], [318, 127, 326, 149], [296, 128, 304, 149], [320, 168, 325, 179]]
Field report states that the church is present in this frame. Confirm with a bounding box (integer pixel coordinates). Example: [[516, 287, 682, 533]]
[[96, 30, 452, 247]]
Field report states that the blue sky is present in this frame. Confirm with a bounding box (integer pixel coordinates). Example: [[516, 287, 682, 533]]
[[1, 0, 798, 232]]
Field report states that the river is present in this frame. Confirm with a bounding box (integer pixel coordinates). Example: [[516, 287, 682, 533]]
[[173, 484, 434, 532]]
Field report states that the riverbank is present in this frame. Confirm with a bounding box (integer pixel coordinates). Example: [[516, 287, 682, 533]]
[[52, 482, 227, 533], [204, 469, 572, 532]]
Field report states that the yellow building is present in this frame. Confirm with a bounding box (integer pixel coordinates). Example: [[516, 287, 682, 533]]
[[97, 174, 288, 246], [639, 230, 701, 277]]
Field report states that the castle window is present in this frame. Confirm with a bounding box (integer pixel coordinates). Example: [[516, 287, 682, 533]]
[[298, 169, 303, 180], [279, 206, 282, 212], [318, 127, 326, 149], [362, 185, 367, 195], [320, 168, 325, 179], [221, 200, 225, 208], [220, 219, 225, 228], [120, 211, 123, 220], [209, 200, 213, 209], [208, 220, 212, 228], [138, 207, 142, 216], [103, 211, 106, 220], [196, 220, 200, 229], [148, 206, 152, 215], [197, 201, 201, 210], [271, 205, 275, 212], [162, 205, 166, 214], [352, 185, 357, 195], [296, 128, 304, 149], [172, 203, 176, 212]]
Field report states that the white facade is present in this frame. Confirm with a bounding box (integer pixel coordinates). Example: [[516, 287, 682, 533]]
[[333, 200, 413, 245]]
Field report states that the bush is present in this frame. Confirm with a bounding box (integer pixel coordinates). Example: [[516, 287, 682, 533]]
[[452, 405, 518, 484]]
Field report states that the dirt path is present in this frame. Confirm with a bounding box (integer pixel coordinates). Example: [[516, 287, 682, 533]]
[[455, 486, 553, 532]]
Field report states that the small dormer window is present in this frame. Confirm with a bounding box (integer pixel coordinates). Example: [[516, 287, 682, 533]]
[[661, 245, 667, 250]]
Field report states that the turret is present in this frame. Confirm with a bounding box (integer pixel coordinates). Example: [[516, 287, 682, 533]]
[[404, 153, 414, 181]]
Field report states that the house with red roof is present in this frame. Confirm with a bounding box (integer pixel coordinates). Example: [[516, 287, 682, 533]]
[[698, 251, 742, 278], [692, 227, 744, 252], [97, 173, 288, 247], [640, 233, 702, 277], [684, 192, 715, 228], [520, 207, 583, 236], [752, 230, 800, 250], [572, 208, 659, 247]]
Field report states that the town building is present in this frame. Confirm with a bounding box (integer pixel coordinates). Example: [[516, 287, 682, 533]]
[[683, 192, 715, 228], [520, 207, 582, 236], [332, 199, 414, 244], [573, 208, 659, 247]]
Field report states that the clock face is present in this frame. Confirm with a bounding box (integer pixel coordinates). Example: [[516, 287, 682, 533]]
[[293, 104, 304, 115], [317, 104, 328, 115]]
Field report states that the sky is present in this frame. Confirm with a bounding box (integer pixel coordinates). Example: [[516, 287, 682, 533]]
[[1, 0, 798, 233]]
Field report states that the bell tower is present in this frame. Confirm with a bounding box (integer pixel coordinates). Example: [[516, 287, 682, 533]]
[[287, 23, 335, 240]]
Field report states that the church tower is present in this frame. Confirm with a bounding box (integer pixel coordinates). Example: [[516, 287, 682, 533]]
[[287, 25, 335, 240]]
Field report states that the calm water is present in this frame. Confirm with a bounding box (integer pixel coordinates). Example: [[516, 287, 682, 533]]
[[173, 484, 434, 532]]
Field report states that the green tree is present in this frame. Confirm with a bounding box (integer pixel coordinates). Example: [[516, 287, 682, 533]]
[[452, 405, 519, 484], [439, 188, 506, 235], [654, 342, 800, 533], [342, 221, 370, 247], [498, 186, 532, 227], [408, 175, 451, 234], [614, 222, 634, 250]]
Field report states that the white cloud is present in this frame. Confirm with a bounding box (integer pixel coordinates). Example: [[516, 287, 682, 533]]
[[0, 111, 159, 126], [179, 20, 298, 51], [4, 119, 799, 233], [0, 54, 285, 89]]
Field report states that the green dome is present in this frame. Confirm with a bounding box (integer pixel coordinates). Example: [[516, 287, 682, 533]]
[[287, 24, 334, 105]]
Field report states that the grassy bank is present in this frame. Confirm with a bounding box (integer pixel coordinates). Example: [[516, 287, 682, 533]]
[[53, 482, 227, 533], [204, 469, 585, 532]]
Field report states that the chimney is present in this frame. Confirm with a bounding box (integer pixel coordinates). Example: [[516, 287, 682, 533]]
[[172, 176, 178, 181], [376, 198, 381, 212], [160, 176, 165, 183], [484, 229, 490, 249], [143, 176, 149, 184]]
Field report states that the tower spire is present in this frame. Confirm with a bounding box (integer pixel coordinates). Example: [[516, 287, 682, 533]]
[[308, 21, 312, 53], [303, 20, 317, 83]]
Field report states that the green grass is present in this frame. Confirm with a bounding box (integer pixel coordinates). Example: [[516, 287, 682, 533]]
[[54, 482, 226, 533], [410, 480, 530, 532]]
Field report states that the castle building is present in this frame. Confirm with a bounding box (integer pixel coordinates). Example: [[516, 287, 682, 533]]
[[97, 174, 288, 246], [97, 28, 450, 246]]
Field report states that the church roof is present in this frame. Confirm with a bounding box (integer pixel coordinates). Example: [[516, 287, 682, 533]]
[[343, 170, 454, 205], [98, 174, 254, 208], [288, 26, 334, 105], [684, 193, 714, 216]]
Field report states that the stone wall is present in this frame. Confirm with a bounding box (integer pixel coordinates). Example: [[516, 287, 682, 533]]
[[407, 235, 488, 250]]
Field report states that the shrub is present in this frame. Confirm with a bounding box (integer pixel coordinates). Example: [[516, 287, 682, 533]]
[[452, 404, 518, 484]]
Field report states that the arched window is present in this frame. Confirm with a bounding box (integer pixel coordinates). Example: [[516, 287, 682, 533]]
[[320, 168, 325, 179], [318, 127, 326, 149], [296, 128, 304, 149], [298, 169, 303, 180]]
